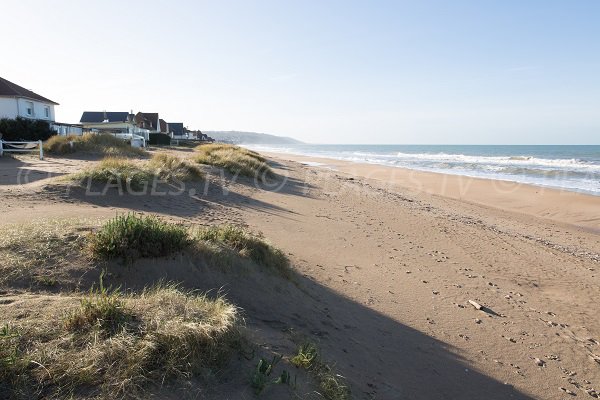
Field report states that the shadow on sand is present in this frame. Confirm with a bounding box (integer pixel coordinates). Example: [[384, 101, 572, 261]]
[[99, 250, 533, 400]]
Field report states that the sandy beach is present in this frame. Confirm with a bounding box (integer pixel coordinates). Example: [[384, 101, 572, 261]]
[[1, 149, 600, 399]]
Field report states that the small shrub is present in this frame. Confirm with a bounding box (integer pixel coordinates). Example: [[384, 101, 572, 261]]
[[72, 157, 153, 190], [196, 226, 289, 275], [89, 214, 189, 263], [44, 133, 146, 157], [0, 117, 54, 141], [194, 143, 272, 178], [148, 153, 204, 182]]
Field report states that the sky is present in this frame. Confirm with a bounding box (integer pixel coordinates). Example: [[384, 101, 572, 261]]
[[1, 0, 599, 144]]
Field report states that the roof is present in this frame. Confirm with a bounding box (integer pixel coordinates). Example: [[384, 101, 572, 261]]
[[168, 122, 184, 135], [135, 112, 159, 130], [159, 119, 168, 133], [0, 76, 59, 105], [80, 111, 131, 123]]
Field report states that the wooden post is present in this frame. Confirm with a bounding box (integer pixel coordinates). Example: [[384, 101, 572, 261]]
[[39, 140, 44, 160]]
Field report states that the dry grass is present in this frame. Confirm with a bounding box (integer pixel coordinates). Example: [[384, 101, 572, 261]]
[[70, 157, 153, 190], [0, 219, 89, 288], [1, 285, 240, 399], [69, 154, 203, 190], [148, 153, 204, 181], [194, 143, 273, 179], [44, 133, 146, 157], [195, 225, 290, 277]]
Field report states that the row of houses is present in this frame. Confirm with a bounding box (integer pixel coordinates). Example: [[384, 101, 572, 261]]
[[0, 76, 212, 143]]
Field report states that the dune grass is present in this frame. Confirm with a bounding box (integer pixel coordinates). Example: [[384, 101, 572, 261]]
[[196, 225, 289, 276], [44, 133, 146, 157], [1, 285, 239, 399], [0, 220, 88, 288], [148, 153, 204, 181], [291, 342, 351, 400], [70, 153, 202, 190], [194, 143, 273, 179], [88, 214, 189, 263], [71, 157, 153, 190]]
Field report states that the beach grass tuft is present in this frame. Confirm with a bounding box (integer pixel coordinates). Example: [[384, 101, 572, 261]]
[[70, 153, 203, 190], [2, 285, 239, 398], [148, 153, 204, 181], [71, 157, 153, 190], [194, 143, 273, 178], [88, 214, 189, 263], [44, 133, 146, 157], [196, 225, 289, 276]]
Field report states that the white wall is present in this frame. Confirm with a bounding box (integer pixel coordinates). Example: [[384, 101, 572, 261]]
[[16, 98, 55, 121], [0, 98, 19, 119], [51, 124, 83, 136]]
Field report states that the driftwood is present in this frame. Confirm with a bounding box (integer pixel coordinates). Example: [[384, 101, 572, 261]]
[[468, 300, 482, 310]]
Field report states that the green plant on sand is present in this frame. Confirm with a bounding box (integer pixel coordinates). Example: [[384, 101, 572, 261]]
[[88, 214, 189, 263], [250, 354, 293, 395], [291, 342, 350, 400]]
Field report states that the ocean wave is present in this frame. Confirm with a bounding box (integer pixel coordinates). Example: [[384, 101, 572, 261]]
[[393, 152, 600, 171], [243, 144, 600, 195]]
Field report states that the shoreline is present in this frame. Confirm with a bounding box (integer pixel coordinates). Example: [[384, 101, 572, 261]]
[[262, 151, 600, 232]]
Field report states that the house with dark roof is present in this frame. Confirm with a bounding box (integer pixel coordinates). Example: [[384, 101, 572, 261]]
[[0, 76, 59, 122], [134, 112, 162, 132], [159, 119, 169, 133], [167, 122, 186, 138], [80, 111, 150, 139]]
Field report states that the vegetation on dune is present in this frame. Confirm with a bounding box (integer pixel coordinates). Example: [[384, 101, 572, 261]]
[[148, 152, 204, 181], [44, 133, 146, 157], [71, 157, 153, 190], [88, 214, 189, 263], [0, 217, 352, 398], [196, 225, 289, 276], [70, 153, 202, 190], [291, 342, 351, 400], [1, 285, 239, 399], [194, 143, 273, 178], [0, 220, 88, 288]]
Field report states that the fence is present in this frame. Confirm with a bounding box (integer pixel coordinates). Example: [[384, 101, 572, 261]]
[[0, 140, 44, 160]]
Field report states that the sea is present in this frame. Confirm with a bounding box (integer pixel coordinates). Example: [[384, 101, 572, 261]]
[[243, 144, 600, 196]]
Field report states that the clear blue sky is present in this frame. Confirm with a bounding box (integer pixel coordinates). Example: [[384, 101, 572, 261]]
[[2, 0, 599, 144]]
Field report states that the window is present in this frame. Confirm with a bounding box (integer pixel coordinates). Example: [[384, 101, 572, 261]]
[[44, 107, 50, 118], [26, 101, 34, 116]]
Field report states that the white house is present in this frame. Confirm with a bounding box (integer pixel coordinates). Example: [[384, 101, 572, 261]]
[[80, 111, 150, 140], [0, 76, 58, 122]]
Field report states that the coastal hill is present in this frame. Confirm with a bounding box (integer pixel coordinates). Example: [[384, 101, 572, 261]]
[[205, 130, 302, 145]]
